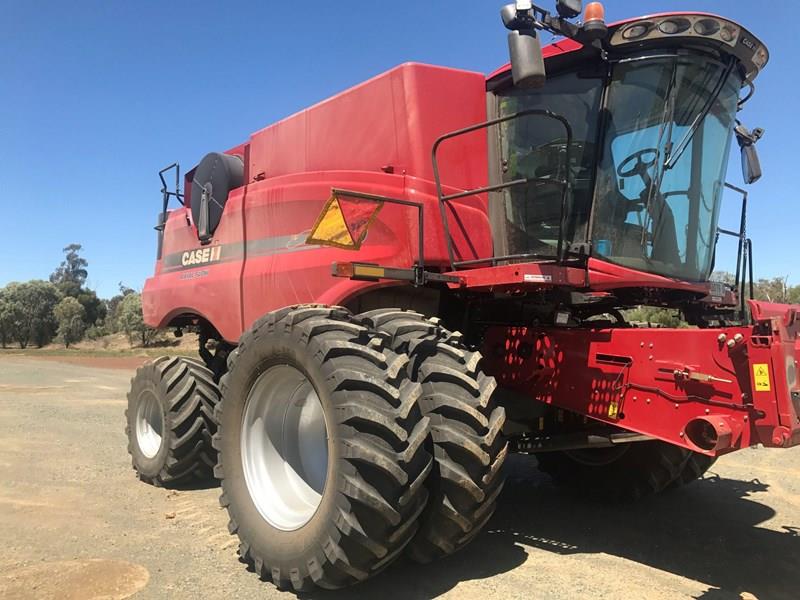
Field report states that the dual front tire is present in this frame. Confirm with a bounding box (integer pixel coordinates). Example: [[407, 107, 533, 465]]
[[214, 306, 432, 590], [125, 306, 504, 591]]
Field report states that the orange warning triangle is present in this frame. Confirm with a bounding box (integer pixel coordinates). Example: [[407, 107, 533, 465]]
[[306, 192, 383, 250]]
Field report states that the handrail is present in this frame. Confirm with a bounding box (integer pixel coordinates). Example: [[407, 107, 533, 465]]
[[431, 109, 574, 269]]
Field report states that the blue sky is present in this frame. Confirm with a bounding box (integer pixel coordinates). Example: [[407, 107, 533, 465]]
[[1, 1, 795, 299]]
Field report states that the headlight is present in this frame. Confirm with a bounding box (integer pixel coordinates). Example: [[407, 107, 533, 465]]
[[720, 24, 739, 43], [658, 18, 690, 35], [694, 18, 720, 36], [622, 22, 653, 40]]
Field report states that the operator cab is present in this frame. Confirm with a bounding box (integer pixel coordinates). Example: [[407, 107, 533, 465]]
[[477, 3, 768, 284]]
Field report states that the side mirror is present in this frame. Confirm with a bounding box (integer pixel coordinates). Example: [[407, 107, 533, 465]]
[[501, 3, 546, 88], [735, 124, 764, 185], [507, 29, 546, 88], [741, 144, 762, 185]]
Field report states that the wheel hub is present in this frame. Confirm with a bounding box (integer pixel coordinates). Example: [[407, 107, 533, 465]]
[[241, 365, 329, 531]]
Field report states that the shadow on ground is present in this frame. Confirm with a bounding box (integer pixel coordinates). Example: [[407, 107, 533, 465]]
[[299, 454, 798, 600]]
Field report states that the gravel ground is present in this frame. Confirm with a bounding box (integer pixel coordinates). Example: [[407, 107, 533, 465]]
[[0, 355, 798, 600]]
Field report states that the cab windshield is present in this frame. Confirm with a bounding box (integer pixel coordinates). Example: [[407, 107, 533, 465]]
[[593, 54, 741, 281], [495, 53, 742, 281]]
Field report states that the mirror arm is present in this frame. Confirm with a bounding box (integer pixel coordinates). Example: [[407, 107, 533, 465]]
[[735, 122, 764, 147], [503, 3, 608, 55]]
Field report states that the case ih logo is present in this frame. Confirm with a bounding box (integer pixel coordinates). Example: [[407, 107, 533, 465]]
[[181, 246, 222, 267]]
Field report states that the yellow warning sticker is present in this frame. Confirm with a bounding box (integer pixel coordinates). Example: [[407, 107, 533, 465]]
[[608, 401, 619, 419], [753, 363, 771, 392], [306, 192, 384, 250]]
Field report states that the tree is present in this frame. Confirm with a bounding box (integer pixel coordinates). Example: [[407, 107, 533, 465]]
[[624, 306, 687, 328], [49, 244, 106, 325], [73, 287, 106, 325], [0, 287, 21, 348], [53, 297, 86, 348], [2, 281, 62, 348], [105, 283, 137, 332], [116, 292, 157, 347], [754, 276, 793, 304], [50, 243, 88, 287]]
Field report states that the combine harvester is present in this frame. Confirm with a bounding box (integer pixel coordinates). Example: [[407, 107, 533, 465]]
[[125, 1, 798, 590]]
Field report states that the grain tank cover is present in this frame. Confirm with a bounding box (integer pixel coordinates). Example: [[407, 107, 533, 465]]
[[247, 63, 488, 191]]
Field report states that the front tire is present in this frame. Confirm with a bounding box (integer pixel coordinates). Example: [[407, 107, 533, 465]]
[[214, 306, 432, 591], [125, 356, 219, 486], [536, 440, 691, 501], [671, 452, 717, 488], [358, 309, 507, 563]]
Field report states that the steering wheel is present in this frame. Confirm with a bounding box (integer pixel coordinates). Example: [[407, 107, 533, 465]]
[[616, 148, 659, 178]]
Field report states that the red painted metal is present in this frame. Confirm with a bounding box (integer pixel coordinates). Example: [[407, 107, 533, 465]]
[[144, 63, 492, 339], [481, 300, 800, 455]]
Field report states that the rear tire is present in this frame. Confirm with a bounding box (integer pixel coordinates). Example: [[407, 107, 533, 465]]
[[125, 356, 219, 486], [357, 309, 507, 563], [536, 440, 690, 501], [214, 306, 432, 591]]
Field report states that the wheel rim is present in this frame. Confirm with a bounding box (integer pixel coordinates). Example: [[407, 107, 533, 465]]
[[135, 390, 163, 459], [241, 364, 329, 531]]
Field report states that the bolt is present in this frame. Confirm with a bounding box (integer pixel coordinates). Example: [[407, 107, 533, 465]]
[[734, 333, 744, 343], [649, 355, 653, 360], [674, 403, 679, 409], [646, 398, 651, 404], [640, 342, 645, 348], [679, 431, 685, 438], [705, 409, 710, 414], [649, 342, 654, 349], [718, 333, 727, 343], [727, 339, 736, 349]]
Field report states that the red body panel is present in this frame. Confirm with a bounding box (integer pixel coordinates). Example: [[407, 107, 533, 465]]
[[143, 63, 492, 339], [482, 300, 800, 454]]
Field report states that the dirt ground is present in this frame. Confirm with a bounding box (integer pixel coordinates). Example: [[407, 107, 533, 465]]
[[1, 356, 798, 600]]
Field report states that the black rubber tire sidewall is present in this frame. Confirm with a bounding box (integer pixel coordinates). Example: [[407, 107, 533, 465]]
[[218, 331, 343, 568], [127, 363, 170, 479]]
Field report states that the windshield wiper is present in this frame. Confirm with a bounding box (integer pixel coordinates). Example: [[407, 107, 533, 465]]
[[663, 59, 735, 171], [640, 58, 678, 250]]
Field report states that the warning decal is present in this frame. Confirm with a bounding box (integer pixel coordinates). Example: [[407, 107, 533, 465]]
[[608, 401, 619, 419], [753, 363, 771, 392], [306, 191, 384, 250]]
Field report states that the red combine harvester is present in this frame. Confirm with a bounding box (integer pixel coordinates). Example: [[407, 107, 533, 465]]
[[125, 1, 798, 591]]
